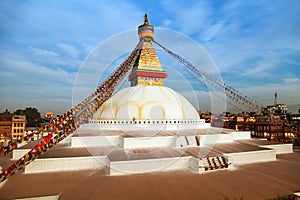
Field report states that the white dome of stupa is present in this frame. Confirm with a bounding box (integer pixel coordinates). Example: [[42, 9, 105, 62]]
[[93, 86, 200, 121]]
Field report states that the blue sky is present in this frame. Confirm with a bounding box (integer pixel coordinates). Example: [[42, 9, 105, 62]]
[[0, 0, 300, 115]]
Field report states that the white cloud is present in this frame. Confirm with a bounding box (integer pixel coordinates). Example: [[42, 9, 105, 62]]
[[178, 77, 300, 114], [241, 58, 278, 78], [239, 79, 300, 107], [57, 43, 79, 58], [283, 78, 300, 85], [0, 53, 76, 114], [24, 46, 82, 71], [159, 1, 300, 85], [28, 47, 59, 57], [160, 0, 212, 35], [200, 20, 226, 42]]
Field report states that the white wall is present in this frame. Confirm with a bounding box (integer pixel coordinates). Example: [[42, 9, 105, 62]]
[[199, 134, 234, 147], [15, 195, 60, 200], [24, 156, 109, 174], [12, 149, 31, 160], [231, 131, 251, 140], [223, 149, 276, 165], [83, 120, 209, 132], [71, 136, 123, 148], [260, 144, 293, 154], [124, 136, 176, 149], [110, 156, 199, 175]]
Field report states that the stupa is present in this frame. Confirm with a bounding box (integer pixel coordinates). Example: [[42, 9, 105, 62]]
[[92, 14, 207, 133], [0, 14, 298, 200]]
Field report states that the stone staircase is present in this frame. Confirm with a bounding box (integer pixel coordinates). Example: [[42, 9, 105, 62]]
[[200, 156, 228, 171]]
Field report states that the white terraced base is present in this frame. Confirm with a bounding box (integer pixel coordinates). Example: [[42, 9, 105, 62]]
[[21, 127, 294, 175]]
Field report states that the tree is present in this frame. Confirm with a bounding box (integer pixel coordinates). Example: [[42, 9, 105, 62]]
[[14, 109, 24, 115], [15, 107, 41, 127]]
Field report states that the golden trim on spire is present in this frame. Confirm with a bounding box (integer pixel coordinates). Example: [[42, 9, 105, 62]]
[[138, 13, 154, 41]]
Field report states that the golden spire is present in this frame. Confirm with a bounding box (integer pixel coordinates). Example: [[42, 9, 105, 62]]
[[129, 14, 168, 87]]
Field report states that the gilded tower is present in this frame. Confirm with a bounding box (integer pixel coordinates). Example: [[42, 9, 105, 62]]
[[128, 14, 168, 86]]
